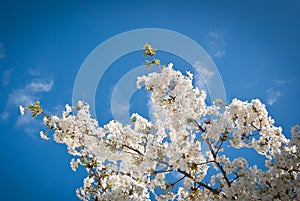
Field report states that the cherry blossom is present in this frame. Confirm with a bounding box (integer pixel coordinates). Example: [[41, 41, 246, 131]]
[[20, 44, 299, 200]]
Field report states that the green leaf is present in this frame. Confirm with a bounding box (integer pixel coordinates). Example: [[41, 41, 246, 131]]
[[143, 43, 157, 56]]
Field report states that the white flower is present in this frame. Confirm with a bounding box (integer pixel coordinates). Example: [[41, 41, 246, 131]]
[[77, 101, 84, 108], [70, 158, 81, 171], [66, 104, 72, 113], [19, 105, 25, 116], [186, 71, 193, 79], [63, 104, 72, 117], [40, 131, 50, 140], [22, 59, 300, 201]]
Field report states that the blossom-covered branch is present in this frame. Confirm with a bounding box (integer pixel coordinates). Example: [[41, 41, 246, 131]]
[[20, 44, 299, 201]]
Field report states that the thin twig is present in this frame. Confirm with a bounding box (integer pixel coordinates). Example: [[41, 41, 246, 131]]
[[207, 140, 231, 187]]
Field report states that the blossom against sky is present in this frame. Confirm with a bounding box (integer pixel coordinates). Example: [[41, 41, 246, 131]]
[[0, 1, 300, 200]]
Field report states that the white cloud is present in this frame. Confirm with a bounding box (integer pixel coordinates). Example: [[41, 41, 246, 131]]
[[15, 112, 34, 126], [1, 79, 54, 130], [193, 61, 215, 90], [208, 32, 220, 39], [206, 32, 226, 58], [52, 104, 65, 114], [27, 80, 53, 92], [272, 80, 289, 86], [264, 80, 288, 106], [147, 94, 160, 123], [266, 88, 282, 106], [7, 89, 34, 107], [274, 80, 285, 85], [15, 112, 41, 137], [1, 68, 14, 86], [29, 65, 48, 76], [29, 69, 42, 76], [111, 101, 131, 123], [194, 62, 215, 81], [7, 80, 54, 107], [0, 42, 6, 59]]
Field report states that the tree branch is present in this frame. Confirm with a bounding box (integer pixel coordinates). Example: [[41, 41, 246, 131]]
[[122, 144, 144, 156], [166, 175, 186, 189], [191, 119, 205, 133], [207, 140, 231, 187], [177, 168, 220, 195]]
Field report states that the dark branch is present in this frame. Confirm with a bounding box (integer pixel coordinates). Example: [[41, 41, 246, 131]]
[[207, 140, 231, 187], [177, 168, 220, 195]]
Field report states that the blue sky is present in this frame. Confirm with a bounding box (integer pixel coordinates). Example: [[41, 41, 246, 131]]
[[0, 1, 300, 200]]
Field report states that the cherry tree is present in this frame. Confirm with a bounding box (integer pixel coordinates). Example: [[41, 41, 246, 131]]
[[20, 44, 299, 200]]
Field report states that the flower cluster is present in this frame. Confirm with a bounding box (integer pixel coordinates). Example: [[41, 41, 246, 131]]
[[20, 45, 299, 200]]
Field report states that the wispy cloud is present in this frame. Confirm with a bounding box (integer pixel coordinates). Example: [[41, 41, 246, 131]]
[[15, 112, 42, 137], [111, 101, 131, 123], [193, 61, 215, 90], [273, 80, 288, 86], [7, 80, 53, 107], [29, 65, 48, 77], [26, 80, 53, 92], [266, 88, 282, 106], [205, 32, 226, 58], [1, 68, 14, 86], [1, 80, 54, 126], [29, 68, 42, 76], [0, 42, 6, 59], [193, 61, 215, 81], [147, 93, 160, 123], [264, 79, 289, 106]]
